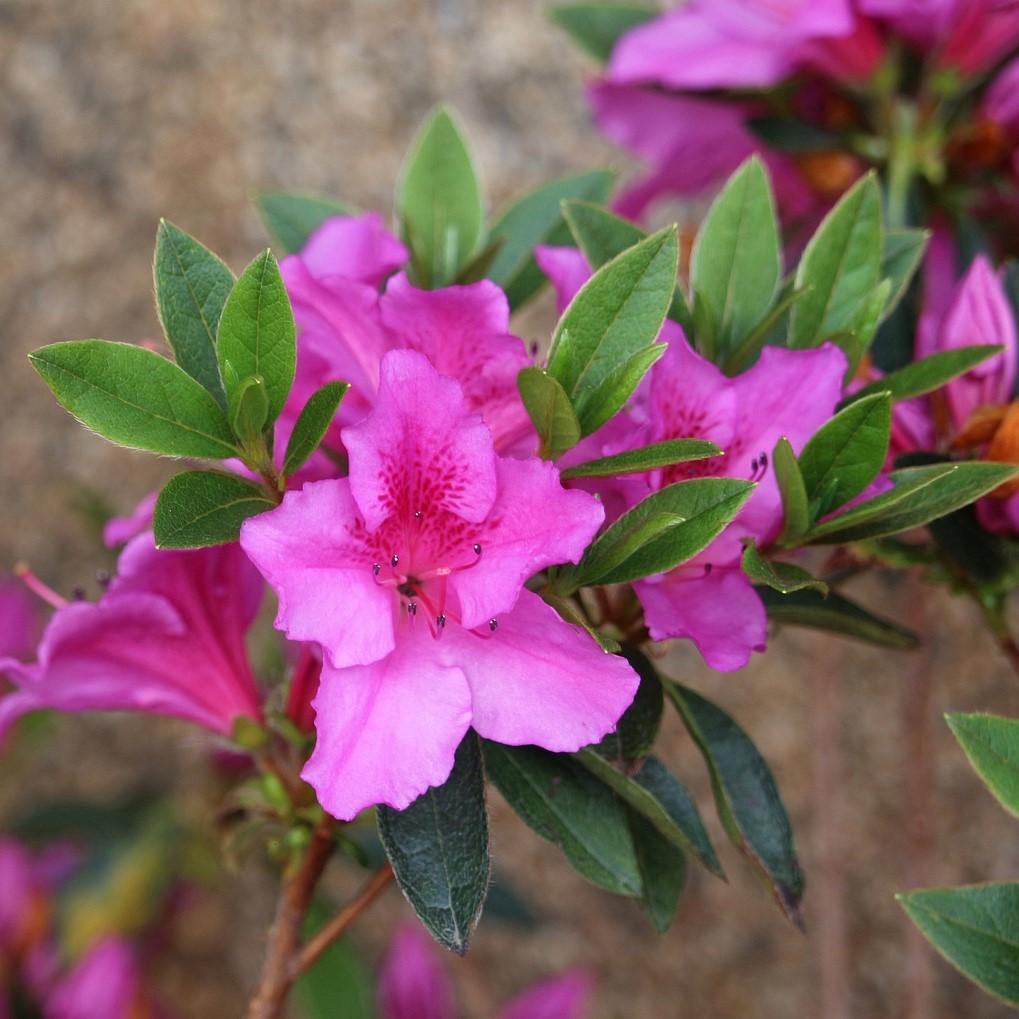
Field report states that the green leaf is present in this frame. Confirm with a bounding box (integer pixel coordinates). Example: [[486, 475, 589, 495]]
[[574, 341, 666, 436], [568, 477, 754, 588], [628, 809, 685, 934], [664, 682, 804, 925], [839, 278, 892, 377], [576, 750, 723, 878], [595, 647, 663, 762], [560, 439, 720, 480], [563, 200, 692, 331], [398, 106, 484, 288], [946, 713, 1019, 819], [547, 226, 678, 432], [229, 375, 269, 447], [880, 228, 928, 321], [217, 250, 296, 426], [774, 437, 810, 546], [548, 4, 657, 62], [153, 220, 233, 406], [377, 733, 489, 954], [798, 393, 891, 518], [296, 906, 375, 1019], [487, 171, 614, 310], [756, 585, 918, 649], [790, 174, 883, 347], [747, 116, 841, 153], [741, 541, 828, 595], [255, 192, 352, 254], [723, 285, 811, 375], [281, 381, 350, 478], [29, 340, 238, 459], [842, 346, 1004, 407], [483, 741, 642, 897], [516, 367, 582, 460], [897, 883, 1019, 1007], [806, 462, 1019, 544], [153, 471, 276, 549], [690, 157, 781, 360]]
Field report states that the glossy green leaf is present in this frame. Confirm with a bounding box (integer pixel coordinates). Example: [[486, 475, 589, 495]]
[[377, 733, 489, 954], [839, 278, 891, 376], [29, 340, 237, 459], [898, 883, 1019, 1006], [483, 741, 642, 897], [946, 713, 1019, 819], [806, 462, 1019, 544], [756, 585, 918, 648], [547, 226, 678, 430], [398, 106, 484, 288], [691, 157, 780, 359], [255, 192, 352, 254], [790, 174, 883, 347], [842, 345, 1004, 407], [574, 341, 666, 436], [281, 381, 350, 477], [517, 367, 581, 459], [228, 375, 269, 447], [664, 682, 804, 925], [560, 438, 720, 480], [628, 809, 685, 933], [774, 437, 810, 546], [723, 285, 811, 374], [798, 393, 891, 518], [880, 228, 928, 320], [549, 4, 657, 62], [487, 171, 614, 309], [153, 220, 233, 406], [595, 647, 663, 761], [153, 471, 276, 549], [568, 477, 753, 587], [217, 250, 296, 425], [741, 541, 827, 595]]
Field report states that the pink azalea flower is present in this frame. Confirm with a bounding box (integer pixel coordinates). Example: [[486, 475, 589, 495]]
[[280, 213, 535, 455], [984, 54, 1019, 138], [0, 578, 41, 661], [0, 536, 263, 740], [379, 923, 590, 1019], [240, 350, 639, 819], [44, 938, 152, 1019]]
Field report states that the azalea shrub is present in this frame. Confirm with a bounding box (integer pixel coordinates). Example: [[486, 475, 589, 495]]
[[5, 84, 1019, 1016]]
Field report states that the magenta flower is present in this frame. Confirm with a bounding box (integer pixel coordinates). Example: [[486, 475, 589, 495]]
[[0, 577, 41, 661], [240, 350, 638, 819], [379, 923, 590, 1019], [0, 536, 263, 740], [280, 213, 534, 455], [45, 938, 153, 1019]]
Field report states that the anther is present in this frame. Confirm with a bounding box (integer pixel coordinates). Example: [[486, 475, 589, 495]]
[[372, 563, 381, 576], [414, 511, 423, 520], [436, 614, 447, 630], [72, 586, 86, 602], [489, 618, 498, 632], [408, 601, 418, 618], [390, 554, 400, 569], [95, 569, 111, 589], [759, 451, 768, 469], [473, 543, 482, 556]]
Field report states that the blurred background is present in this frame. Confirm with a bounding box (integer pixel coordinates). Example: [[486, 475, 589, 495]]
[[2, 1, 1018, 1016]]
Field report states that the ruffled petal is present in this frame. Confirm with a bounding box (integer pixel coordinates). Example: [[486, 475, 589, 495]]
[[298, 212, 408, 288]]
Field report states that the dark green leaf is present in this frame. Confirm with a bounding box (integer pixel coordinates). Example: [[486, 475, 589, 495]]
[[217, 250, 296, 425], [398, 106, 484, 288], [756, 585, 918, 648], [296, 904, 375, 1019], [723, 285, 811, 375], [774, 436, 809, 546], [897, 883, 1019, 1006], [560, 438, 720, 480], [842, 346, 1004, 407], [487, 171, 614, 309], [798, 393, 891, 518], [483, 741, 642, 897], [549, 4, 657, 62], [377, 733, 490, 954], [946, 713, 1019, 819], [255, 192, 352, 255], [741, 541, 828, 595], [281, 381, 350, 477], [664, 682, 804, 925], [747, 116, 841, 152], [516, 367, 581, 460], [573, 341, 666, 436], [628, 809, 685, 933], [153, 220, 233, 406], [691, 157, 780, 360], [839, 278, 891, 377], [154, 471, 276, 549], [595, 647, 663, 761], [568, 477, 753, 588], [880, 228, 928, 320], [929, 503, 1012, 590], [29, 340, 237, 459], [790, 174, 883, 347], [806, 462, 1019, 544], [229, 375, 269, 447]]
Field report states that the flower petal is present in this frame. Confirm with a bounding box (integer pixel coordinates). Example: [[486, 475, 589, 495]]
[[378, 924, 457, 1019], [298, 212, 408, 288], [499, 970, 592, 1019], [302, 627, 472, 820], [534, 245, 592, 314]]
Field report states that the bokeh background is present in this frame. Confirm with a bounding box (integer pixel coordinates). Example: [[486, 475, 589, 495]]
[[2, 2, 1018, 1016]]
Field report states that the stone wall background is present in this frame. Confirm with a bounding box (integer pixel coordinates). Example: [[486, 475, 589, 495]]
[[2, 2, 1018, 1016]]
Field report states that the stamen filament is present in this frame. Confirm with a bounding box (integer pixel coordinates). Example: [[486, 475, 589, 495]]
[[15, 562, 69, 609]]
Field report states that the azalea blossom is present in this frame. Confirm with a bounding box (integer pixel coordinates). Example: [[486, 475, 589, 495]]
[[0, 536, 263, 740], [240, 349, 639, 819], [379, 923, 590, 1019], [45, 938, 155, 1019], [0, 576, 40, 661]]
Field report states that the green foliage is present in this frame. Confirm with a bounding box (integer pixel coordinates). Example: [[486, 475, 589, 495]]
[[153, 220, 233, 406], [549, 4, 657, 62], [517, 367, 582, 460], [377, 734, 489, 954], [560, 438, 720, 480], [773, 437, 810, 546], [29, 340, 238, 459], [595, 648, 663, 761], [255, 192, 352, 254], [946, 713, 1019, 819], [229, 375, 270, 449], [628, 809, 686, 933], [879, 228, 928, 321], [281, 381, 350, 478], [398, 106, 484, 288], [154, 471, 276, 549], [741, 541, 828, 595], [297, 907, 375, 1019]]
